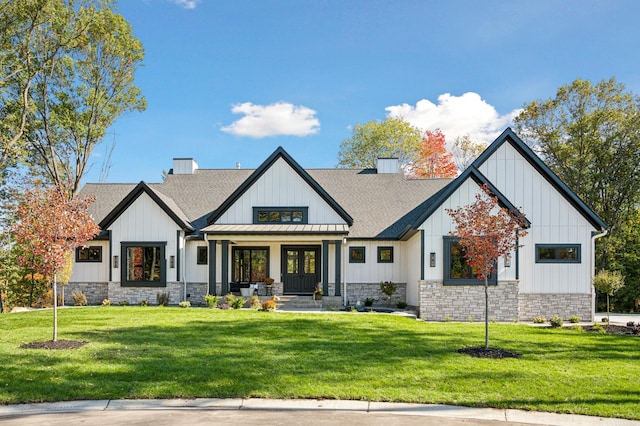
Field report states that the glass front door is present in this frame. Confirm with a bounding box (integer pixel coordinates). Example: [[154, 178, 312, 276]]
[[281, 246, 320, 294]]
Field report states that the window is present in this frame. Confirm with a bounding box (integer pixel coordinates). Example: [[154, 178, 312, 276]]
[[254, 207, 308, 224], [349, 247, 365, 263], [197, 246, 208, 265], [232, 247, 269, 282], [443, 237, 496, 285], [377, 246, 394, 263], [121, 242, 166, 287], [76, 246, 102, 262], [536, 244, 581, 263]]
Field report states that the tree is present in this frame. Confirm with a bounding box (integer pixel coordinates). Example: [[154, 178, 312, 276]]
[[513, 78, 640, 241], [11, 185, 99, 341], [337, 117, 422, 169], [593, 269, 625, 325], [408, 129, 458, 178], [447, 185, 528, 349], [1, 0, 146, 198], [452, 134, 486, 171]]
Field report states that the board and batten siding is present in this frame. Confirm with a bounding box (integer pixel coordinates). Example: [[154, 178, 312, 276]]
[[418, 178, 517, 283], [108, 192, 182, 283], [477, 141, 596, 294], [69, 240, 110, 282], [343, 241, 406, 284], [404, 231, 423, 306], [216, 158, 346, 225]]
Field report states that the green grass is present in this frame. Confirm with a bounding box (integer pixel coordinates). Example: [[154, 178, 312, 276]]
[[1, 307, 639, 420]]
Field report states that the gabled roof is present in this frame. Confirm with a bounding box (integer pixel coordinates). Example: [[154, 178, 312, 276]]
[[97, 181, 194, 232], [206, 146, 354, 226], [392, 165, 531, 240], [473, 128, 608, 230]]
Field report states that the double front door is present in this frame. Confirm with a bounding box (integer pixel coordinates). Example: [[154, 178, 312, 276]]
[[282, 246, 320, 294]]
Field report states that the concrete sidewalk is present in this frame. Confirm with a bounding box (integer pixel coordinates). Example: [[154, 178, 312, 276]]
[[0, 398, 638, 425]]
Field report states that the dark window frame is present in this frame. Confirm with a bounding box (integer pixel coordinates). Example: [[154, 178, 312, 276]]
[[253, 207, 308, 224], [232, 246, 270, 283], [121, 242, 167, 287], [443, 237, 497, 286], [377, 246, 394, 263], [196, 246, 208, 265], [535, 244, 581, 263], [349, 246, 366, 263], [76, 246, 102, 262]]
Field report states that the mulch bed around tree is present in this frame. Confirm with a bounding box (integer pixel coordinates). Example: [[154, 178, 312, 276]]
[[583, 324, 640, 336], [457, 346, 522, 359], [20, 340, 88, 350]]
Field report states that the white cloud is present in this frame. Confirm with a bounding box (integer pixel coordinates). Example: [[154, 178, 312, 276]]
[[385, 92, 522, 147], [221, 102, 320, 138], [170, 0, 200, 9]]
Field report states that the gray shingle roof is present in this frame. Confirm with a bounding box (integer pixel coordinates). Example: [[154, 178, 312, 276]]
[[80, 166, 452, 240]]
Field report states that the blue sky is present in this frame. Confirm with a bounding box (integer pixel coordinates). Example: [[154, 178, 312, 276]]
[[87, 0, 640, 184]]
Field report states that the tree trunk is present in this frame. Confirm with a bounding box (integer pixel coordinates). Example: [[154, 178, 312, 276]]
[[53, 272, 58, 342], [484, 276, 489, 349]]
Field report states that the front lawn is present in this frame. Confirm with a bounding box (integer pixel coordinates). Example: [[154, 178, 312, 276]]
[[1, 307, 639, 420]]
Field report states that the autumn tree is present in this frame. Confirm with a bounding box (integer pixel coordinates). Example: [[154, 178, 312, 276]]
[[408, 129, 458, 178], [11, 185, 99, 341], [447, 185, 528, 349], [337, 117, 422, 169]]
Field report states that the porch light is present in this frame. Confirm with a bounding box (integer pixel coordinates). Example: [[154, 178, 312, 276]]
[[170, 255, 175, 268], [430, 252, 436, 267], [505, 257, 511, 267], [113, 255, 119, 268]]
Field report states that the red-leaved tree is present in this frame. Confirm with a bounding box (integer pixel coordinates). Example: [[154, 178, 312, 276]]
[[446, 185, 528, 349], [11, 185, 100, 341], [410, 129, 458, 178]]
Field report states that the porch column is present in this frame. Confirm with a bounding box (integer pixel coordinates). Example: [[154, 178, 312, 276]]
[[221, 240, 229, 295], [208, 239, 217, 295], [322, 240, 329, 296], [334, 240, 342, 296]]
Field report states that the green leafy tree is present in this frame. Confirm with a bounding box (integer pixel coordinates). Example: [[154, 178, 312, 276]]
[[452, 134, 486, 171], [337, 117, 422, 169], [447, 185, 528, 349], [513, 78, 640, 240], [592, 269, 625, 324], [11, 185, 99, 341]]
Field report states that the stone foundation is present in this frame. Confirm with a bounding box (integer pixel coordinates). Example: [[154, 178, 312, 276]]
[[57, 282, 108, 306], [419, 280, 519, 322], [518, 293, 593, 322], [345, 282, 406, 307]]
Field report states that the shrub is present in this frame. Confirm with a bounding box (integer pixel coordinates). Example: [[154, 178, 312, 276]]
[[261, 300, 277, 312], [218, 303, 230, 310], [224, 293, 236, 305], [445, 314, 451, 322], [569, 315, 581, 323], [601, 317, 609, 323], [396, 301, 408, 309], [570, 325, 584, 332], [249, 295, 261, 310], [156, 292, 170, 306], [71, 291, 87, 306], [178, 301, 191, 308], [204, 294, 220, 308], [627, 321, 636, 327], [549, 315, 563, 327], [231, 296, 246, 309], [139, 299, 149, 307], [118, 300, 130, 306], [364, 297, 375, 307], [532, 316, 547, 324], [592, 322, 607, 334], [101, 299, 111, 306]]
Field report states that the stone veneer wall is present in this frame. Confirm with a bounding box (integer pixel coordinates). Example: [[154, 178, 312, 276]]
[[345, 282, 406, 307], [57, 282, 108, 306], [518, 293, 593, 322], [185, 283, 208, 306], [107, 282, 185, 305], [419, 280, 519, 322]]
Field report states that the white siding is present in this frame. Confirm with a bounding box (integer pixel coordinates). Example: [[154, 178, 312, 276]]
[[109, 193, 181, 282], [69, 240, 110, 282], [343, 241, 406, 284], [405, 232, 422, 306], [185, 241, 209, 283], [419, 178, 517, 283], [216, 158, 346, 225], [478, 142, 595, 294]]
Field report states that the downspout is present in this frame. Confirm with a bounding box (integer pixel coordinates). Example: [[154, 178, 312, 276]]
[[342, 237, 348, 307], [181, 231, 187, 302], [591, 229, 608, 321]]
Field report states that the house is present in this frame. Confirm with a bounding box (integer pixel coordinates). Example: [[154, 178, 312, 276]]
[[68, 128, 607, 321]]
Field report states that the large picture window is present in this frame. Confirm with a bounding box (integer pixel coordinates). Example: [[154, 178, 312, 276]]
[[76, 246, 102, 262], [443, 237, 496, 285], [233, 247, 269, 283], [536, 244, 581, 263], [121, 242, 166, 287]]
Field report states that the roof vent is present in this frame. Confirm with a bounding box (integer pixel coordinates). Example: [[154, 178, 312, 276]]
[[172, 158, 198, 175], [376, 158, 399, 174]]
